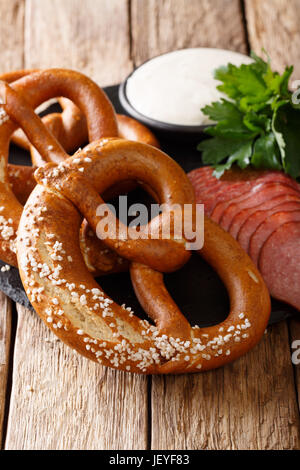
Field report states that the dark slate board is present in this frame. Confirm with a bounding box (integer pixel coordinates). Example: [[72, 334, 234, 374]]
[[0, 85, 296, 326]]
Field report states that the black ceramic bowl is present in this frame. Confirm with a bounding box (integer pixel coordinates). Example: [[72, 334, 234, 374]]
[[119, 48, 255, 142], [119, 76, 208, 143]]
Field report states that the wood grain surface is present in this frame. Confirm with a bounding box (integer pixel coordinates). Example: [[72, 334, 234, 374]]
[[0, 0, 25, 73], [0, 0, 299, 450], [245, 0, 300, 78], [24, 0, 133, 86], [131, 0, 247, 66], [0, 294, 11, 446], [152, 323, 300, 450], [5, 306, 148, 450], [0, 0, 23, 447]]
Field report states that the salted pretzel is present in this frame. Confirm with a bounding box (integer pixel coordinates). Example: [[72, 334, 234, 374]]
[[0, 69, 124, 268], [1, 70, 159, 165], [0, 69, 159, 273], [16, 105, 159, 164], [1, 70, 158, 201], [16, 137, 270, 374], [0, 70, 38, 201]]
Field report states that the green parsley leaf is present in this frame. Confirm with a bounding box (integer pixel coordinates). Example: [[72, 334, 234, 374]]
[[202, 100, 256, 140], [251, 133, 282, 170], [198, 51, 300, 179], [213, 141, 253, 178], [197, 137, 240, 165]]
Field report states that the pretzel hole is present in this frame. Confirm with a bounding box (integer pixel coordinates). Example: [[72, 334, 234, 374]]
[[9, 101, 59, 165], [99, 252, 229, 327], [10, 100, 88, 163], [9, 138, 31, 167], [105, 185, 156, 226], [93, 185, 157, 323], [164, 253, 229, 327], [37, 100, 62, 118]]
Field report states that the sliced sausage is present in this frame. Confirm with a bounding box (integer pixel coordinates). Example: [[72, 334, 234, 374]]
[[230, 193, 300, 238], [212, 179, 300, 225], [189, 167, 300, 219], [237, 200, 300, 251], [220, 182, 300, 231], [236, 195, 300, 252], [249, 210, 300, 266], [259, 222, 300, 310]]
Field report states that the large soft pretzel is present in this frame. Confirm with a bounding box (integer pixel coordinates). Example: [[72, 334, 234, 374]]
[[2, 69, 158, 206], [1, 70, 159, 166], [0, 69, 157, 272], [0, 69, 121, 267], [17, 138, 270, 374]]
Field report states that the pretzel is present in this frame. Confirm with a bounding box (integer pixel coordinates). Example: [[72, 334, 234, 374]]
[[1, 70, 159, 166], [17, 138, 270, 374], [8, 164, 37, 205], [0, 69, 158, 270], [0, 69, 158, 273], [0, 71, 39, 199], [16, 107, 159, 160], [0, 68, 120, 268], [30, 111, 159, 166]]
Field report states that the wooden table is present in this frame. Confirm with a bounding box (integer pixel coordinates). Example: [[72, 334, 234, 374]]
[[0, 0, 299, 450]]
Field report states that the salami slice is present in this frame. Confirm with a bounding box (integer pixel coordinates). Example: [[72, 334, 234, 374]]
[[212, 179, 300, 225], [189, 166, 300, 309], [219, 182, 300, 231], [230, 194, 300, 238], [189, 167, 300, 219], [259, 222, 300, 310], [236, 196, 300, 250], [249, 210, 300, 266], [237, 200, 300, 251]]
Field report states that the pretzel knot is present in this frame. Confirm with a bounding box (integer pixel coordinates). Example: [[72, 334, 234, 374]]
[[0, 69, 158, 271], [2, 71, 159, 166], [16, 138, 270, 374]]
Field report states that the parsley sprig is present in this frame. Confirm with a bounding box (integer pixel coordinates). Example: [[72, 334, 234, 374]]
[[197, 51, 300, 179]]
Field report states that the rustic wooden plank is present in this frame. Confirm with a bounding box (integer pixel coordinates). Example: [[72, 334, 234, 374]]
[[0, 0, 24, 447], [0, 293, 12, 447], [245, 0, 300, 77], [131, 0, 248, 66], [0, 0, 25, 73], [5, 306, 147, 450], [152, 323, 300, 450], [4, 0, 147, 450], [25, 0, 133, 86]]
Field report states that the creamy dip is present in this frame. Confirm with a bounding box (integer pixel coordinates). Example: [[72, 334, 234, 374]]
[[126, 48, 252, 126]]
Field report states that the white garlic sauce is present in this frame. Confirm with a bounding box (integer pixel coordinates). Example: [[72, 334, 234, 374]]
[[126, 48, 252, 126]]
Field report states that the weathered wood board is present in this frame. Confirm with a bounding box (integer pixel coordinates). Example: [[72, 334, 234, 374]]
[[0, 294, 11, 446]]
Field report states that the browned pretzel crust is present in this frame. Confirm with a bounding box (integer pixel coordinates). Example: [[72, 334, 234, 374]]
[[0, 69, 119, 267], [1, 70, 158, 165], [17, 138, 270, 374], [0, 69, 158, 272]]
